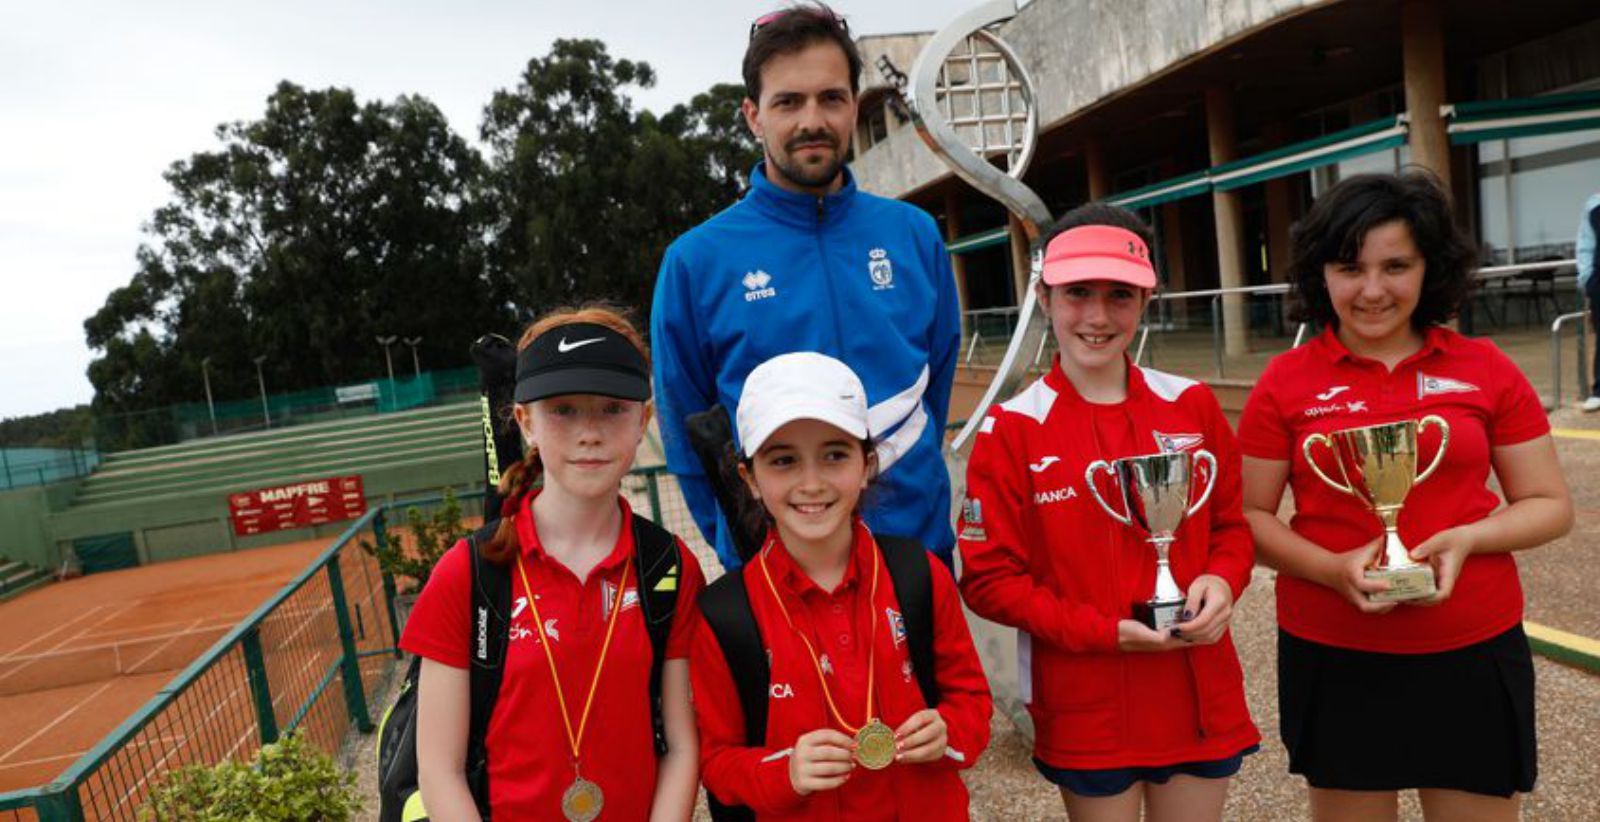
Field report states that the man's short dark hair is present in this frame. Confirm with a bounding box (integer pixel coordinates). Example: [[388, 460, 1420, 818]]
[[1289, 170, 1477, 330], [742, 3, 862, 103], [1036, 202, 1157, 258]]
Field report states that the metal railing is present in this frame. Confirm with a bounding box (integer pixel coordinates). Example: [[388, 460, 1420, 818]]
[[1551, 311, 1592, 410], [960, 259, 1581, 386], [0, 467, 688, 821]]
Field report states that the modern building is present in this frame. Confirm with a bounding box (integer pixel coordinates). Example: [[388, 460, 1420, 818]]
[[850, 0, 1600, 355]]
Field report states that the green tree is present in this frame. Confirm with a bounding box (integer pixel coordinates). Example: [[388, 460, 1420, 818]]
[[482, 41, 759, 314], [85, 82, 505, 430]]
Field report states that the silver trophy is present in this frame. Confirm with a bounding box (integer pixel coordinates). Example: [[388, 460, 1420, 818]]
[[1085, 451, 1218, 630]]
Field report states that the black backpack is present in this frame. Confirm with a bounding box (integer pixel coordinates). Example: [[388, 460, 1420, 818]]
[[376, 515, 682, 821], [696, 534, 940, 822]]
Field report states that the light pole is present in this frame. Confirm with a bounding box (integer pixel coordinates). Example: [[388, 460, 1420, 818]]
[[376, 335, 398, 384], [201, 357, 218, 436], [252, 355, 270, 429], [403, 337, 423, 378]]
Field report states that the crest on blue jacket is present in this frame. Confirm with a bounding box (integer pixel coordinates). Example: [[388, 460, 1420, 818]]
[[868, 248, 895, 290]]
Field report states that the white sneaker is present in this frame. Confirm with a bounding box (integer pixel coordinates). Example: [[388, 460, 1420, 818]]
[[1583, 395, 1600, 412]]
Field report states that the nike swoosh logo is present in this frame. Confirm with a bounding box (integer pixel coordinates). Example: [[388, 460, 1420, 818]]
[[1028, 456, 1060, 473], [557, 337, 603, 353], [1315, 386, 1350, 401]]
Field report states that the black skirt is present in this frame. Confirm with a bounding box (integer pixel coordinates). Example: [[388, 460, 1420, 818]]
[[1278, 625, 1536, 797]]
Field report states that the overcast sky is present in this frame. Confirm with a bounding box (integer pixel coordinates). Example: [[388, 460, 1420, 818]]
[[0, 0, 982, 422]]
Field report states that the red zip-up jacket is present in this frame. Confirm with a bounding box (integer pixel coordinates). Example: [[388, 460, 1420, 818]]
[[691, 521, 992, 821], [957, 359, 1259, 770]]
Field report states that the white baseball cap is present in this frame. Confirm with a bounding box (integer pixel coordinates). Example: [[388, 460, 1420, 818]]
[[736, 352, 870, 457]]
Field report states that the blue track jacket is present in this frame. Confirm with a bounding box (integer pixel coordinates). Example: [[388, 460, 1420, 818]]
[[651, 163, 960, 569]]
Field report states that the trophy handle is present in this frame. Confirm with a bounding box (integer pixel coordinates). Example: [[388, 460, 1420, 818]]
[[1301, 433, 1355, 496], [1186, 449, 1218, 518], [1084, 460, 1132, 526], [1414, 414, 1450, 484]]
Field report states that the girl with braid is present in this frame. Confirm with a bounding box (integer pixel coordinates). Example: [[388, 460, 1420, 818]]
[[401, 305, 706, 821]]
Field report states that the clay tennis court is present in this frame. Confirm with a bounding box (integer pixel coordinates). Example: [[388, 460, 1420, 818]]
[[0, 538, 332, 795]]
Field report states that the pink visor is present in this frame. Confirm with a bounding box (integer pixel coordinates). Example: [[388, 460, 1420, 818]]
[[1041, 225, 1157, 288]]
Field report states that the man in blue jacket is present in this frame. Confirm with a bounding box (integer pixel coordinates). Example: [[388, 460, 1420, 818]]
[[651, 4, 960, 569]]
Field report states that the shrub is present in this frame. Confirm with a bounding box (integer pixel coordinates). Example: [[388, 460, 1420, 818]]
[[139, 732, 361, 821], [362, 487, 470, 593]]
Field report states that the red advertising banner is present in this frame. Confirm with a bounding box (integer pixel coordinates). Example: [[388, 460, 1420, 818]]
[[228, 475, 366, 537]]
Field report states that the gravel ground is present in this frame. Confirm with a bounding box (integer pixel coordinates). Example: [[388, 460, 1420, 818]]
[[349, 568, 1599, 820], [346, 424, 1600, 819]]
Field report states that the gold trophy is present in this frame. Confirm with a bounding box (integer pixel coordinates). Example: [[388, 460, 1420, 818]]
[[1302, 416, 1450, 603]]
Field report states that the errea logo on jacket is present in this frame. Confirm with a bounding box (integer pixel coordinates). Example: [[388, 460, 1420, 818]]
[[742, 270, 776, 302]]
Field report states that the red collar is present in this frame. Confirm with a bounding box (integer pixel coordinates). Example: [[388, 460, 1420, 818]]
[[1042, 353, 1147, 406], [761, 519, 874, 598], [1312, 326, 1452, 368]]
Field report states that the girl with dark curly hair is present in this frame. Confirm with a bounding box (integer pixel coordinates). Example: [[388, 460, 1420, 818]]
[[1238, 172, 1573, 821]]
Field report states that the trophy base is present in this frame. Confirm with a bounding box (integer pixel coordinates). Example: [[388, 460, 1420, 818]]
[[1134, 599, 1186, 631], [1364, 565, 1437, 603]]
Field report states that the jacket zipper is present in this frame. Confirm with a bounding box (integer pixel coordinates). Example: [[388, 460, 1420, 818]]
[[815, 196, 845, 352], [1184, 648, 1208, 740]]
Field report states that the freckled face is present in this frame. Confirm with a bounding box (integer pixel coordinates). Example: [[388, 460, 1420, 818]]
[[514, 394, 646, 500]]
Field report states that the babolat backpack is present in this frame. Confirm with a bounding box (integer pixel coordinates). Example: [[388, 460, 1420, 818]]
[[696, 534, 941, 822], [375, 515, 682, 821]]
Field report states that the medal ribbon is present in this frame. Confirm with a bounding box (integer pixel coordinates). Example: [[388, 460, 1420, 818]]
[[516, 551, 631, 768], [757, 533, 880, 734]]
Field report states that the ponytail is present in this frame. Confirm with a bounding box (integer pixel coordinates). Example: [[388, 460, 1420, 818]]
[[479, 445, 542, 565]]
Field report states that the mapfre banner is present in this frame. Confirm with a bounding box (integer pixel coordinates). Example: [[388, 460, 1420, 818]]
[[228, 475, 366, 536]]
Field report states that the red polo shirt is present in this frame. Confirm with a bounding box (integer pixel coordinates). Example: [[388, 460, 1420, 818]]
[[1238, 327, 1549, 653], [691, 521, 992, 821], [400, 493, 705, 820]]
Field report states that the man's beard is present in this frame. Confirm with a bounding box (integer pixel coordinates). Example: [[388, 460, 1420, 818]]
[[770, 129, 848, 190]]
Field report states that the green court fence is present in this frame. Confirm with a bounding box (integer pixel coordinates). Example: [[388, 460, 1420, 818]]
[[92, 366, 481, 452], [0, 466, 702, 821], [0, 448, 100, 492]]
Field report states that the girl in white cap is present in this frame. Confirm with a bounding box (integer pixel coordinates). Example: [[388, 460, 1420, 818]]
[[691, 352, 992, 821], [957, 204, 1258, 822]]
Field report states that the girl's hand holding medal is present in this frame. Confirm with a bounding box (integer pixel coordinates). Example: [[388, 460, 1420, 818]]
[[892, 708, 948, 764], [789, 729, 856, 796]]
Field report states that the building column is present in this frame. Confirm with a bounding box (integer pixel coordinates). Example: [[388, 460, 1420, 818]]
[[943, 189, 971, 332], [1401, 0, 1451, 188], [1262, 122, 1296, 285], [1085, 138, 1111, 201], [1206, 85, 1250, 356], [1008, 213, 1032, 310]]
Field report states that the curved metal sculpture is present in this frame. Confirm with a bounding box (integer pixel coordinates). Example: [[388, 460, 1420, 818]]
[[908, 0, 1053, 454], [907, 0, 1049, 737]]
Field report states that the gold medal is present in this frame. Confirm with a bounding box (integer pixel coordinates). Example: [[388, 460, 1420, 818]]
[[854, 718, 896, 770], [561, 776, 604, 822], [760, 533, 898, 769]]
